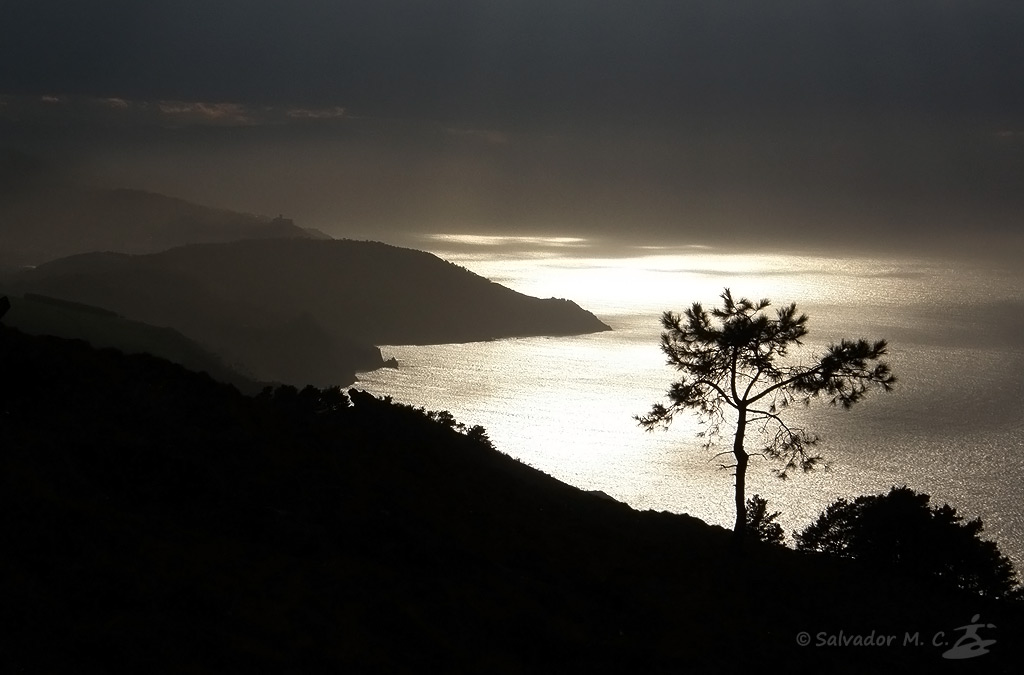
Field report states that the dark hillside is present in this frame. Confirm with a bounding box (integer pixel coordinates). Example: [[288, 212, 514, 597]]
[[156, 238, 611, 343], [1, 326, 1020, 673], [8, 251, 384, 386], [8, 239, 609, 384], [19, 238, 611, 344]]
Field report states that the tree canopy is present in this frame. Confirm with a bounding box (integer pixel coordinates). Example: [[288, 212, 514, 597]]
[[795, 486, 1021, 600], [638, 288, 895, 538]]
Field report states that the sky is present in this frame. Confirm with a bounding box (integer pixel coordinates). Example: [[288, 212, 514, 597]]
[[3, 1, 1023, 256]]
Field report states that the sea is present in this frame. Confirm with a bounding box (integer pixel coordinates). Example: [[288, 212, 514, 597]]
[[355, 235, 1024, 568]]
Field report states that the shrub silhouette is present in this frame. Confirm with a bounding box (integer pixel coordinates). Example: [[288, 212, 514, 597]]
[[745, 494, 784, 546], [795, 486, 1020, 600]]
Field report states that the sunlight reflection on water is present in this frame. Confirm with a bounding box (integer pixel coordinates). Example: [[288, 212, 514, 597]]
[[356, 240, 1024, 566]]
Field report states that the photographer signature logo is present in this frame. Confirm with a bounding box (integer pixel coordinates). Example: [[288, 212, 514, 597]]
[[797, 613, 997, 660], [941, 614, 996, 660]]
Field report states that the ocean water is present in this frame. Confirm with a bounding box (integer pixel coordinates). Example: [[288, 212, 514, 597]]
[[355, 237, 1024, 567]]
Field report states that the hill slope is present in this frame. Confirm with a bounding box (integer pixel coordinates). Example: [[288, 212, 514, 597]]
[[8, 239, 610, 384], [1, 325, 1020, 673]]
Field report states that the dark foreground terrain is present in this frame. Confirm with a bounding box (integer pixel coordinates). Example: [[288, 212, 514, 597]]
[[1, 325, 1020, 674]]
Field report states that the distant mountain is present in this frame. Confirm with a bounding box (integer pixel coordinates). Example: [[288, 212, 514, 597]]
[[0, 150, 320, 269], [6, 239, 610, 386], [141, 238, 611, 345]]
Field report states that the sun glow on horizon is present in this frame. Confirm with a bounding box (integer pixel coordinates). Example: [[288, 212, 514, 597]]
[[420, 241, 962, 320], [426, 233, 590, 249]]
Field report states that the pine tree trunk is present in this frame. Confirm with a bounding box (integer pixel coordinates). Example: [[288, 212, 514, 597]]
[[733, 408, 749, 539]]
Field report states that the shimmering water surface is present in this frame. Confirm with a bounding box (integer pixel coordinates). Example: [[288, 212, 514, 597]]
[[357, 237, 1024, 566]]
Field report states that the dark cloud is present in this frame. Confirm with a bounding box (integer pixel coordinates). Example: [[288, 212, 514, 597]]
[[4, 1, 1022, 127], [2, 2, 1022, 257]]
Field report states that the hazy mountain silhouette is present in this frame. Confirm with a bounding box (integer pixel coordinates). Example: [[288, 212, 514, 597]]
[[1, 324, 1020, 673], [5, 239, 609, 386], [0, 293, 261, 392], [0, 150, 319, 269], [5, 252, 380, 386]]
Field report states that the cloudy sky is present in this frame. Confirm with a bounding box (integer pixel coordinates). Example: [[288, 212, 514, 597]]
[[3, 1, 1022, 254]]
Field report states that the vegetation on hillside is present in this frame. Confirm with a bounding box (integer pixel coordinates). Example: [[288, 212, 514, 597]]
[[2, 323, 1021, 673], [796, 486, 1021, 601]]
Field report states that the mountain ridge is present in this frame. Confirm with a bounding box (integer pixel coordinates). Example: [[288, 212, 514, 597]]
[[7, 238, 610, 386], [0, 150, 320, 269]]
